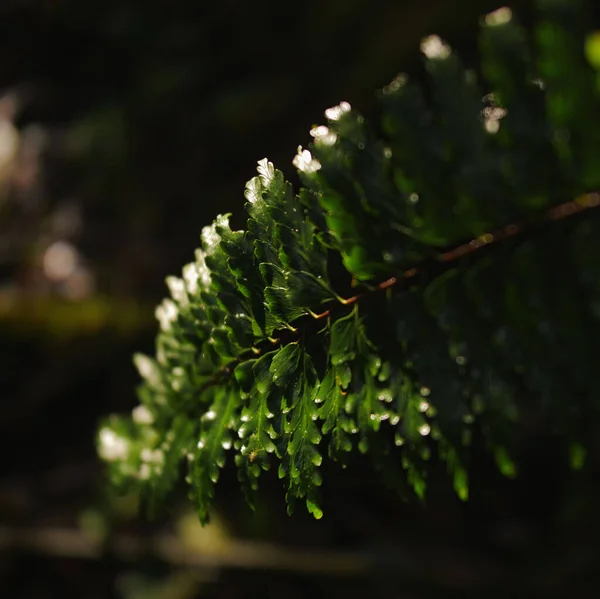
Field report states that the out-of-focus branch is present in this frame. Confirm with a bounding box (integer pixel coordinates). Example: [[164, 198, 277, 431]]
[[1, 524, 369, 575], [3, 524, 600, 596], [0, 524, 509, 587]]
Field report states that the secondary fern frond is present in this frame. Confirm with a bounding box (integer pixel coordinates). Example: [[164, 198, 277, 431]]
[[98, 0, 600, 523]]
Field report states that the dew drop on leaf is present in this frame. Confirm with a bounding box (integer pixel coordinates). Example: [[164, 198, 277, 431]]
[[418, 424, 431, 436]]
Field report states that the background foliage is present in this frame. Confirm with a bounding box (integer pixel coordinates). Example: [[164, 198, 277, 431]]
[[3, 0, 600, 598]]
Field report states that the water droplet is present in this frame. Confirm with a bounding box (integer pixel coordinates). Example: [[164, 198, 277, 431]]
[[382, 74, 408, 94], [418, 423, 431, 436], [383, 147, 392, 158], [391, 416, 400, 425], [420, 35, 451, 60], [204, 409, 217, 421], [419, 401, 430, 413], [484, 6, 512, 26], [455, 355, 467, 366], [222, 439, 232, 450], [98, 428, 129, 462], [419, 386, 431, 397], [197, 439, 205, 449], [409, 193, 419, 204], [132, 405, 153, 425], [482, 105, 507, 121], [310, 125, 337, 146], [378, 391, 393, 403], [484, 119, 500, 134], [324, 101, 351, 121]]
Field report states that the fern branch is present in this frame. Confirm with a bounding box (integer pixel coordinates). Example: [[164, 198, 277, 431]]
[[182, 190, 600, 405], [98, 0, 600, 523]]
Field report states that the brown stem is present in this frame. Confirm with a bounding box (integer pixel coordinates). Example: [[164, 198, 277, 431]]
[[195, 191, 600, 396]]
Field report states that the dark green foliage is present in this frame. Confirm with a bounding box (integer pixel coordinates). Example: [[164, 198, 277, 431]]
[[98, 0, 600, 523]]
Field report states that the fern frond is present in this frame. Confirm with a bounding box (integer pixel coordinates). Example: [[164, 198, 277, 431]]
[[98, 0, 600, 523]]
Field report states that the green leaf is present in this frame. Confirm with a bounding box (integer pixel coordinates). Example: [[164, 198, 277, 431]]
[[270, 343, 302, 390], [329, 309, 358, 365], [189, 386, 241, 524], [281, 347, 323, 514], [253, 351, 278, 396], [235, 369, 279, 506], [317, 368, 354, 458]]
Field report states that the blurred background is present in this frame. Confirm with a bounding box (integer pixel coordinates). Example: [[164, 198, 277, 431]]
[[3, 0, 600, 597]]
